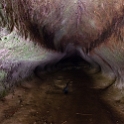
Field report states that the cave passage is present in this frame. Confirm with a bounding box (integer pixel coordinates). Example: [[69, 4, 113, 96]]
[[0, 56, 119, 124], [30, 55, 121, 124]]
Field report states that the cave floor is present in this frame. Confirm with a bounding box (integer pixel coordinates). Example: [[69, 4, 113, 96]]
[[0, 63, 118, 124]]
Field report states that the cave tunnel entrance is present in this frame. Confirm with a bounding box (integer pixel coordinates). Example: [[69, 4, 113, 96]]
[[56, 53, 89, 69], [30, 53, 118, 124]]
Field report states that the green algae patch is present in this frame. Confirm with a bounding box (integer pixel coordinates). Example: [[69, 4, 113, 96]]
[[0, 30, 48, 62], [0, 70, 8, 97], [0, 70, 7, 81], [0, 89, 8, 98]]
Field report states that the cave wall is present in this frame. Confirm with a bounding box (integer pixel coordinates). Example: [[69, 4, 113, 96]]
[[0, 0, 124, 95], [0, 0, 65, 95]]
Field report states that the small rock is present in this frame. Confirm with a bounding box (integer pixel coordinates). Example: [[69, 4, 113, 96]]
[[0, 4, 3, 9], [18, 99, 22, 104], [18, 118, 22, 122]]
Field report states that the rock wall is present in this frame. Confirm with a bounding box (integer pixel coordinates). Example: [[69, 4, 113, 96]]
[[0, 0, 65, 95], [0, 0, 124, 96]]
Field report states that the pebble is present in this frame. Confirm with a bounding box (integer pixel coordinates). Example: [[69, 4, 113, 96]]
[[18, 118, 22, 122], [18, 99, 22, 104]]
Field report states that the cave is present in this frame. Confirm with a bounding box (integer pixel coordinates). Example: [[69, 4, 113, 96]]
[[0, 0, 124, 123]]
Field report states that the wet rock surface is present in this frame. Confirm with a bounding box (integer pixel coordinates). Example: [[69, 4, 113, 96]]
[[0, 63, 120, 124]]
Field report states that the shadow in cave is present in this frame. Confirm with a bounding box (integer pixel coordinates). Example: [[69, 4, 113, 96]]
[[55, 53, 90, 68]]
